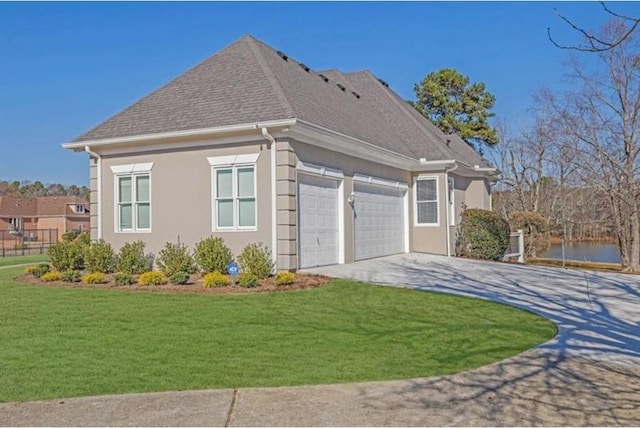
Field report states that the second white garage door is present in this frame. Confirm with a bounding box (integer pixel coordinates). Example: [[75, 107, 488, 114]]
[[298, 173, 340, 269], [354, 182, 406, 261]]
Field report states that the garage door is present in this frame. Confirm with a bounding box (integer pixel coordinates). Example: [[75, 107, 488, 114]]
[[298, 173, 340, 269], [354, 182, 406, 261]]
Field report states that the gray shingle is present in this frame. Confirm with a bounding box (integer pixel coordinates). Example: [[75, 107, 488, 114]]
[[71, 35, 487, 167]]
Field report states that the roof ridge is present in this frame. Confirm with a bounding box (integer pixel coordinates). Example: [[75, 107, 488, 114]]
[[245, 37, 295, 118], [353, 70, 456, 160]]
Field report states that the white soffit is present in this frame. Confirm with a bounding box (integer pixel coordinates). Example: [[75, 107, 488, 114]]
[[110, 162, 154, 174], [296, 161, 344, 179], [353, 173, 408, 190], [207, 153, 261, 166]]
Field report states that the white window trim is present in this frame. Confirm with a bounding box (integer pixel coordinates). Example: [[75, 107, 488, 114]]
[[210, 156, 258, 232], [111, 163, 154, 234], [414, 175, 440, 227], [8, 217, 23, 232]]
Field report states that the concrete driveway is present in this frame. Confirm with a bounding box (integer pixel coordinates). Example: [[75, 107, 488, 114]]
[[1, 254, 639, 426]]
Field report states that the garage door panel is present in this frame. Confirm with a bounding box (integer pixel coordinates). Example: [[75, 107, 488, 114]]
[[354, 183, 405, 261], [298, 174, 339, 269]]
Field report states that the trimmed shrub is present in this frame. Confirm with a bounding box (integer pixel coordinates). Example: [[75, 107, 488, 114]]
[[29, 263, 51, 278], [169, 271, 190, 285], [157, 242, 196, 277], [48, 241, 84, 271], [138, 271, 167, 286], [456, 208, 510, 261], [275, 271, 296, 286], [82, 272, 107, 285], [508, 211, 549, 258], [61, 230, 80, 242], [194, 237, 233, 274], [41, 271, 63, 282], [74, 232, 91, 247], [114, 272, 135, 286], [116, 241, 153, 275], [60, 270, 82, 283], [202, 271, 230, 288], [84, 240, 116, 273], [237, 243, 274, 279], [237, 272, 259, 288]]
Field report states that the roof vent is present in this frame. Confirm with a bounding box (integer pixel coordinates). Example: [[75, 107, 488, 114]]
[[299, 63, 310, 72], [351, 91, 360, 99], [336, 83, 346, 92], [318, 73, 329, 82], [276, 50, 288, 61], [377, 78, 389, 88]]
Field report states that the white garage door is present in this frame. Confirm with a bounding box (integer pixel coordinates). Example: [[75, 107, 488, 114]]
[[354, 182, 406, 261], [298, 173, 340, 269]]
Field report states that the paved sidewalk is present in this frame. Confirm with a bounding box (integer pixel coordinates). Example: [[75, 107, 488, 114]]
[[1, 254, 639, 426]]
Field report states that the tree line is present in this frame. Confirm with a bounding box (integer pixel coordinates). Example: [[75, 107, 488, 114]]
[[0, 180, 90, 201]]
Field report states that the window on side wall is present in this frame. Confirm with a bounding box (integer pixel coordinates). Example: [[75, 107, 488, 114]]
[[416, 177, 438, 226], [116, 173, 151, 232], [214, 165, 256, 230], [8, 217, 23, 232]]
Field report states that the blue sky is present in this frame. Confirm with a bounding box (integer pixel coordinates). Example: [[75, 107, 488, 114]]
[[1, 1, 636, 186]]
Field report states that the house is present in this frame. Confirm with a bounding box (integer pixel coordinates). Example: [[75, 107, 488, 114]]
[[63, 35, 494, 271], [0, 196, 90, 241]]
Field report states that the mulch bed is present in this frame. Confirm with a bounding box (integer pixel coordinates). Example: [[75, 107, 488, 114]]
[[17, 272, 332, 295]]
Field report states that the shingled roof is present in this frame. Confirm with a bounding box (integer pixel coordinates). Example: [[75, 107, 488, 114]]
[[72, 35, 486, 166]]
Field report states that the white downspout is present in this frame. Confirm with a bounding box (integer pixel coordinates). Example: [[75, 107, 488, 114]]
[[84, 146, 102, 239], [261, 127, 278, 271], [444, 163, 458, 257]]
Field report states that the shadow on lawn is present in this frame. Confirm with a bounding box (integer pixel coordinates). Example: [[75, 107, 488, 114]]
[[310, 255, 640, 426]]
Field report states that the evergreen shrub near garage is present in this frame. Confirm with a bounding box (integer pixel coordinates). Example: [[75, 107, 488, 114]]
[[48, 241, 84, 271], [157, 242, 196, 277], [237, 242, 274, 279], [115, 241, 153, 275], [456, 208, 510, 261], [194, 237, 233, 273], [83, 239, 116, 273]]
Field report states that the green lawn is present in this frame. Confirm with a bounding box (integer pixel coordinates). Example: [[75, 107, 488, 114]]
[[0, 254, 48, 268], [0, 268, 556, 403]]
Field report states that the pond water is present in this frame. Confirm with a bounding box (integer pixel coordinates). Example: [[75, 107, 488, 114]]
[[542, 243, 621, 264]]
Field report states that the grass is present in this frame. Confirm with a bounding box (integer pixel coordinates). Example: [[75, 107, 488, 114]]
[[0, 268, 556, 403], [0, 254, 48, 268]]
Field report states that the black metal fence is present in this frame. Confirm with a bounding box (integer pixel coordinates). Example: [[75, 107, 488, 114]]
[[0, 229, 58, 257]]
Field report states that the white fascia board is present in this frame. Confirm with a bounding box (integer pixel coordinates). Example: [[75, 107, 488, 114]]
[[62, 119, 297, 150], [110, 162, 154, 174], [290, 120, 419, 171], [296, 160, 344, 179], [353, 173, 408, 190]]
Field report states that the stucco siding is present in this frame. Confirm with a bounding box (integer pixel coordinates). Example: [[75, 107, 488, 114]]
[[411, 172, 448, 255], [465, 177, 491, 210], [90, 157, 98, 240], [99, 141, 272, 257]]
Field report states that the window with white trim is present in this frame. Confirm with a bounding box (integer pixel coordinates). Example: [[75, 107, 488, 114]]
[[8, 217, 23, 232], [416, 178, 438, 225], [214, 165, 256, 230], [116, 173, 151, 232]]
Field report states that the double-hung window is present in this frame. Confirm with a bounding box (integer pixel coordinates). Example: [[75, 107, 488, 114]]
[[214, 165, 256, 230], [8, 217, 23, 232], [416, 177, 439, 226], [209, 154, 260, 231], [111, 163, 153, 233]]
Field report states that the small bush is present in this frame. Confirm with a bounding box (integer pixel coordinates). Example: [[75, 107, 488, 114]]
[[508, 211, 549, 258], [82, 272, 107, 285], [60, 270, 82, 283], [116, 241, 153, 275], [202, 271, 230, 288], [169, 271, 190, 285], [61, 230, 80, 242], [157, 242, 196, 277], [138, 271, 167, 286], [74, 232, 91, 247], [275, 271, 296, 286], [237, 272, 259, 288], [28, 263, 51, 278], [237, 242, 274, 279], [41, 271, 63, 282], [194, 237, 233, 273], [114, 272, 135, 286], [24, 265, 42, 276], [48, 241, 84, 271], [456, 208, 510, 261], [84, 240, 116, 273]]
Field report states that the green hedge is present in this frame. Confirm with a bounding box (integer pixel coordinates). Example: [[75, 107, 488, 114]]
[[456, 209, 510, 261]]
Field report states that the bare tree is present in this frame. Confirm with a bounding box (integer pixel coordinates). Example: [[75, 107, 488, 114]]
[[544, 20, 640, 271], [548, 2, 640, 52]]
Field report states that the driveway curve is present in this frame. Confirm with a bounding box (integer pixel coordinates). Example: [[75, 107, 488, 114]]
[[1, 254, 638, 426]]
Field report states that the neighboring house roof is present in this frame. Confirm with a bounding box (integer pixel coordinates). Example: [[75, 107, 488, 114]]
[[0, 196, 89, 217], [71, 35, 487, 167]]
